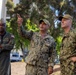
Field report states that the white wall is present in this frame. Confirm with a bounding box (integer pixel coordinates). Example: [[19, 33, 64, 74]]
[[0, 0, 2, 19], [1, 0, 7, 22]]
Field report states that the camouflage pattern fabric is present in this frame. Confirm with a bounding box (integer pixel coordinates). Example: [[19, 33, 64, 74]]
[[25, 64, 48, 75], [0, 32, 15, 75], [18, 26, 57, 75], [60, 28, 76, 75]]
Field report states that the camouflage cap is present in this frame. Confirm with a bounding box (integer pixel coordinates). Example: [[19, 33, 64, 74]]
[[58, 14, 73, 21], [39, 19, 50, 26]]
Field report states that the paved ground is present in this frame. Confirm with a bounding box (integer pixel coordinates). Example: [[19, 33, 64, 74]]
[[11, 62, 60, 75], [11, 62, 25, 75]]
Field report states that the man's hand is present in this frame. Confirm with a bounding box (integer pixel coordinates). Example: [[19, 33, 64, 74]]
[[17, 14, 23, 26], [70, 57, 76, 62], [48, 66, 53, 75]]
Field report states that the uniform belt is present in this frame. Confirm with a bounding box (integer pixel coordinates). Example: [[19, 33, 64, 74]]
[[26, 63, 47, 68], [27, 63, 36, 66]]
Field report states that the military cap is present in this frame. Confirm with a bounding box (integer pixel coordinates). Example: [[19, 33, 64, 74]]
[[58, 14, 73, 21], [39, 19, 50, 26]]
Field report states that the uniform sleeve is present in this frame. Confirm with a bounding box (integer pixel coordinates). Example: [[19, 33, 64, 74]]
[[18, 26, 33, 40], [48, 40, 57, 67], [71, 30, 76, 57], [1, 35, 15, 51], [69, 35, 76, 58]]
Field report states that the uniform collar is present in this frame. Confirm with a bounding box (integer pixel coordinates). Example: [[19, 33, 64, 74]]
[[36, 32, 50, 39], [63, 28, 73, 37]]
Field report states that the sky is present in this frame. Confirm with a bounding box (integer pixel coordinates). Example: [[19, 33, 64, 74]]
[[0, 0, 2, 19]]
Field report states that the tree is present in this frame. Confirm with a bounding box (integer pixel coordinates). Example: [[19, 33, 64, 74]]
[[6, 0, 76, 53]]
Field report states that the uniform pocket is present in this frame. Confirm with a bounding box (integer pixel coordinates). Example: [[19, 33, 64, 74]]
[[66, 59, 75, 74]]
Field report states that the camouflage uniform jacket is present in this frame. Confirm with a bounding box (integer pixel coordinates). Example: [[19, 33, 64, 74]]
[[60, 28, 76, 59], [60, 28, 76, 75], [0, 32, 15, 75], [18, 26, 56, 68]]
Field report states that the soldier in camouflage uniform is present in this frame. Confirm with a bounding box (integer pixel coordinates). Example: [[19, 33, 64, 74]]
[[17, 14, 57, 75], [58, 14, 76, 75], [0, 19, 15, 75]]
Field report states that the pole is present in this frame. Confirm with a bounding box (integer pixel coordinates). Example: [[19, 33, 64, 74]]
[[1, 0, 7, 22]]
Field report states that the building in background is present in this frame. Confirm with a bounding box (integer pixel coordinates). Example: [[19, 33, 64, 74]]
[[0, 0, 19, 20]]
